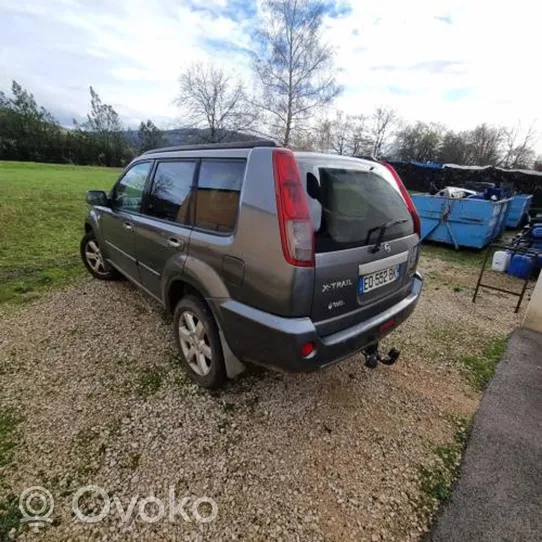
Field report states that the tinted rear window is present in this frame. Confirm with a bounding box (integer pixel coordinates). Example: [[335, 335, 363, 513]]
[[297, 158, 413, 252]]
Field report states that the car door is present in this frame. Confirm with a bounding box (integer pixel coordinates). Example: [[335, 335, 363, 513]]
[[100, 161, 153, 282], [133, 159, 197, 300]]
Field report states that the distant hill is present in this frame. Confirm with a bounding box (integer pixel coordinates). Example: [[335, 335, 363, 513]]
[[121, 127, 261, 148]]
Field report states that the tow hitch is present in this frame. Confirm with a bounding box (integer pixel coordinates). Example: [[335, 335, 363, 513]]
[[362, 343, 401, 369]]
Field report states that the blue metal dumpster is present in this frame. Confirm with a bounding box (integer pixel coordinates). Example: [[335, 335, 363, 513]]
[[411, 195, 512, 249], [506, 195, 533, 229]]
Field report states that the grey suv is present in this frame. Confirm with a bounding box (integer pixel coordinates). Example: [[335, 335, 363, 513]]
[[81, 141, 423, 389]]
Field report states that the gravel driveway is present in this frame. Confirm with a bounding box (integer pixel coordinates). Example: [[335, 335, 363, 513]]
[[0, 254, 524, 541]]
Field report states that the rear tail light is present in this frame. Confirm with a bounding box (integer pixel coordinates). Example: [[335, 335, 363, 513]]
[[273, 149, 315, 267], [381, 162, 421, 236]]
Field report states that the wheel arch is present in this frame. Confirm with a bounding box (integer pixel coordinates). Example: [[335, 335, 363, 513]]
[[166, 275, 246, 379], [163, 257, 230, 315], [166, 278, 207, 315]]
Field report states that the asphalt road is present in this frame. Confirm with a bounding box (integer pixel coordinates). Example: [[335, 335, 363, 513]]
[[427, 328, 542, 542]]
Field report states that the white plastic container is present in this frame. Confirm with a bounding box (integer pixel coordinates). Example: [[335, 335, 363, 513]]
[[492, 250, 511, 273]]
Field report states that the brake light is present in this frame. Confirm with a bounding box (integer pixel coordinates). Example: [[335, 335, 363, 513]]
[[273, 149, 314, 267], [381, 162, 421, 236]]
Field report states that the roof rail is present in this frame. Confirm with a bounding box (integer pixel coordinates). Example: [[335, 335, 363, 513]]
[[142, 139, 279, 155]]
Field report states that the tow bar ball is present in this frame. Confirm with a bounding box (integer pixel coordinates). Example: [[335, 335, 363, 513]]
[[363, 344, 401, 369]]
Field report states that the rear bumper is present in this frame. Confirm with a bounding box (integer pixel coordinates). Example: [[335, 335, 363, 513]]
[[213, 272, 423, 372]]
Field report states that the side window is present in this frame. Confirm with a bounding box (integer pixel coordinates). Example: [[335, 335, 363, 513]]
[[113, 162, 152, 212], [146, 161, 196, 223], [195, 160, 246, 233]]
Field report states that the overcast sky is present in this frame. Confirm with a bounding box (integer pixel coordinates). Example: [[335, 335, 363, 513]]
[[0, 0, 539, 147]]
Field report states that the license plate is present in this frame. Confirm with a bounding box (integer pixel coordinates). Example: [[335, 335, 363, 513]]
[[359, 265, 401, 294]]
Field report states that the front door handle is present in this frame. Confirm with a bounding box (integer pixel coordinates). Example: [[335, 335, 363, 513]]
[[123, 221, 134, 232], [167, 238, 184, 250]]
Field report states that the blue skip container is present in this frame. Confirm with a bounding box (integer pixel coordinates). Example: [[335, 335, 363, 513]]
[[506, 195, 533, 229], [507, 254, 535, 279], [411, 195, 512, 249]]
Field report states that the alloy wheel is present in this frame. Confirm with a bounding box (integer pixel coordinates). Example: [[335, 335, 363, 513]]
[[178, 311, 212, 376], [85, 240, 107, 275]]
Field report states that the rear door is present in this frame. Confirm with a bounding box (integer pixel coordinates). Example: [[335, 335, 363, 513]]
[[296, 156, 419, 333]]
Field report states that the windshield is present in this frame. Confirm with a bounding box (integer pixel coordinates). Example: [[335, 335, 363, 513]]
[[297, 157, 413, 253]]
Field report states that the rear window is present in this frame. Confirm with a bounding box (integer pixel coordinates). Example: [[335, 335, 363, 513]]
[[297, 157, 413, 253], [194, 159, 246, 233]]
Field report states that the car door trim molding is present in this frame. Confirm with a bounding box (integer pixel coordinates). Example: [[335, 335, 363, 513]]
[[358, 251, 409, 276], [138, 260, 161, 277], [105, 240, 137, 262]]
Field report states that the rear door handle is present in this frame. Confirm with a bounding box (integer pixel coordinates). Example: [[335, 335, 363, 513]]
[[167, 238, 184, 249], [123, 221, 134, 232]]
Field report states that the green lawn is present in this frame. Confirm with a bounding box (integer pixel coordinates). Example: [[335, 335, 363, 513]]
[[0, 161, 121, 304], [420, 243, 489, 268]]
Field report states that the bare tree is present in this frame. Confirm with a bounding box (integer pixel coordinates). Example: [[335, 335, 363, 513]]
[[329, 111, 350, 155], [393, 121, 444, 162], [465, 123, 505, 166], [322, 112, 371, 156], [253, 0, 342, 146], [500, 122, 537, 169], [310, 117, 333, 152], [369, 106, 399, 158], [349, 115, 371, 157], [289, 129, 320, 151], [176, 62, 256, 143], [438, 130, 470, 164]]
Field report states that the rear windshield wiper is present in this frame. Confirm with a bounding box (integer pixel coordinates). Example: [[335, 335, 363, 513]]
[[366, 219, 409, 253]]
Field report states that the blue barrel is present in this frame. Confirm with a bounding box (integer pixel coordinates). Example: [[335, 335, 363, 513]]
[[506, 195, 533, 229], [411, 195, 512, 249], [507, 254, 535, 279]]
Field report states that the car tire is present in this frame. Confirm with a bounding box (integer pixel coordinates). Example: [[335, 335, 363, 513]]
[[173, 295, 226, 390], [80, 231, 120, 280]]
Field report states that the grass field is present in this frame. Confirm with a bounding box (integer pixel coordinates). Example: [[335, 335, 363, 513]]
[[0, 161, 121, 304], [421, 243, 489, 268]]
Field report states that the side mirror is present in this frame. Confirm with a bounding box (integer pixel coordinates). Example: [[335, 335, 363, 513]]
[[86, 190, 108, 206]]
